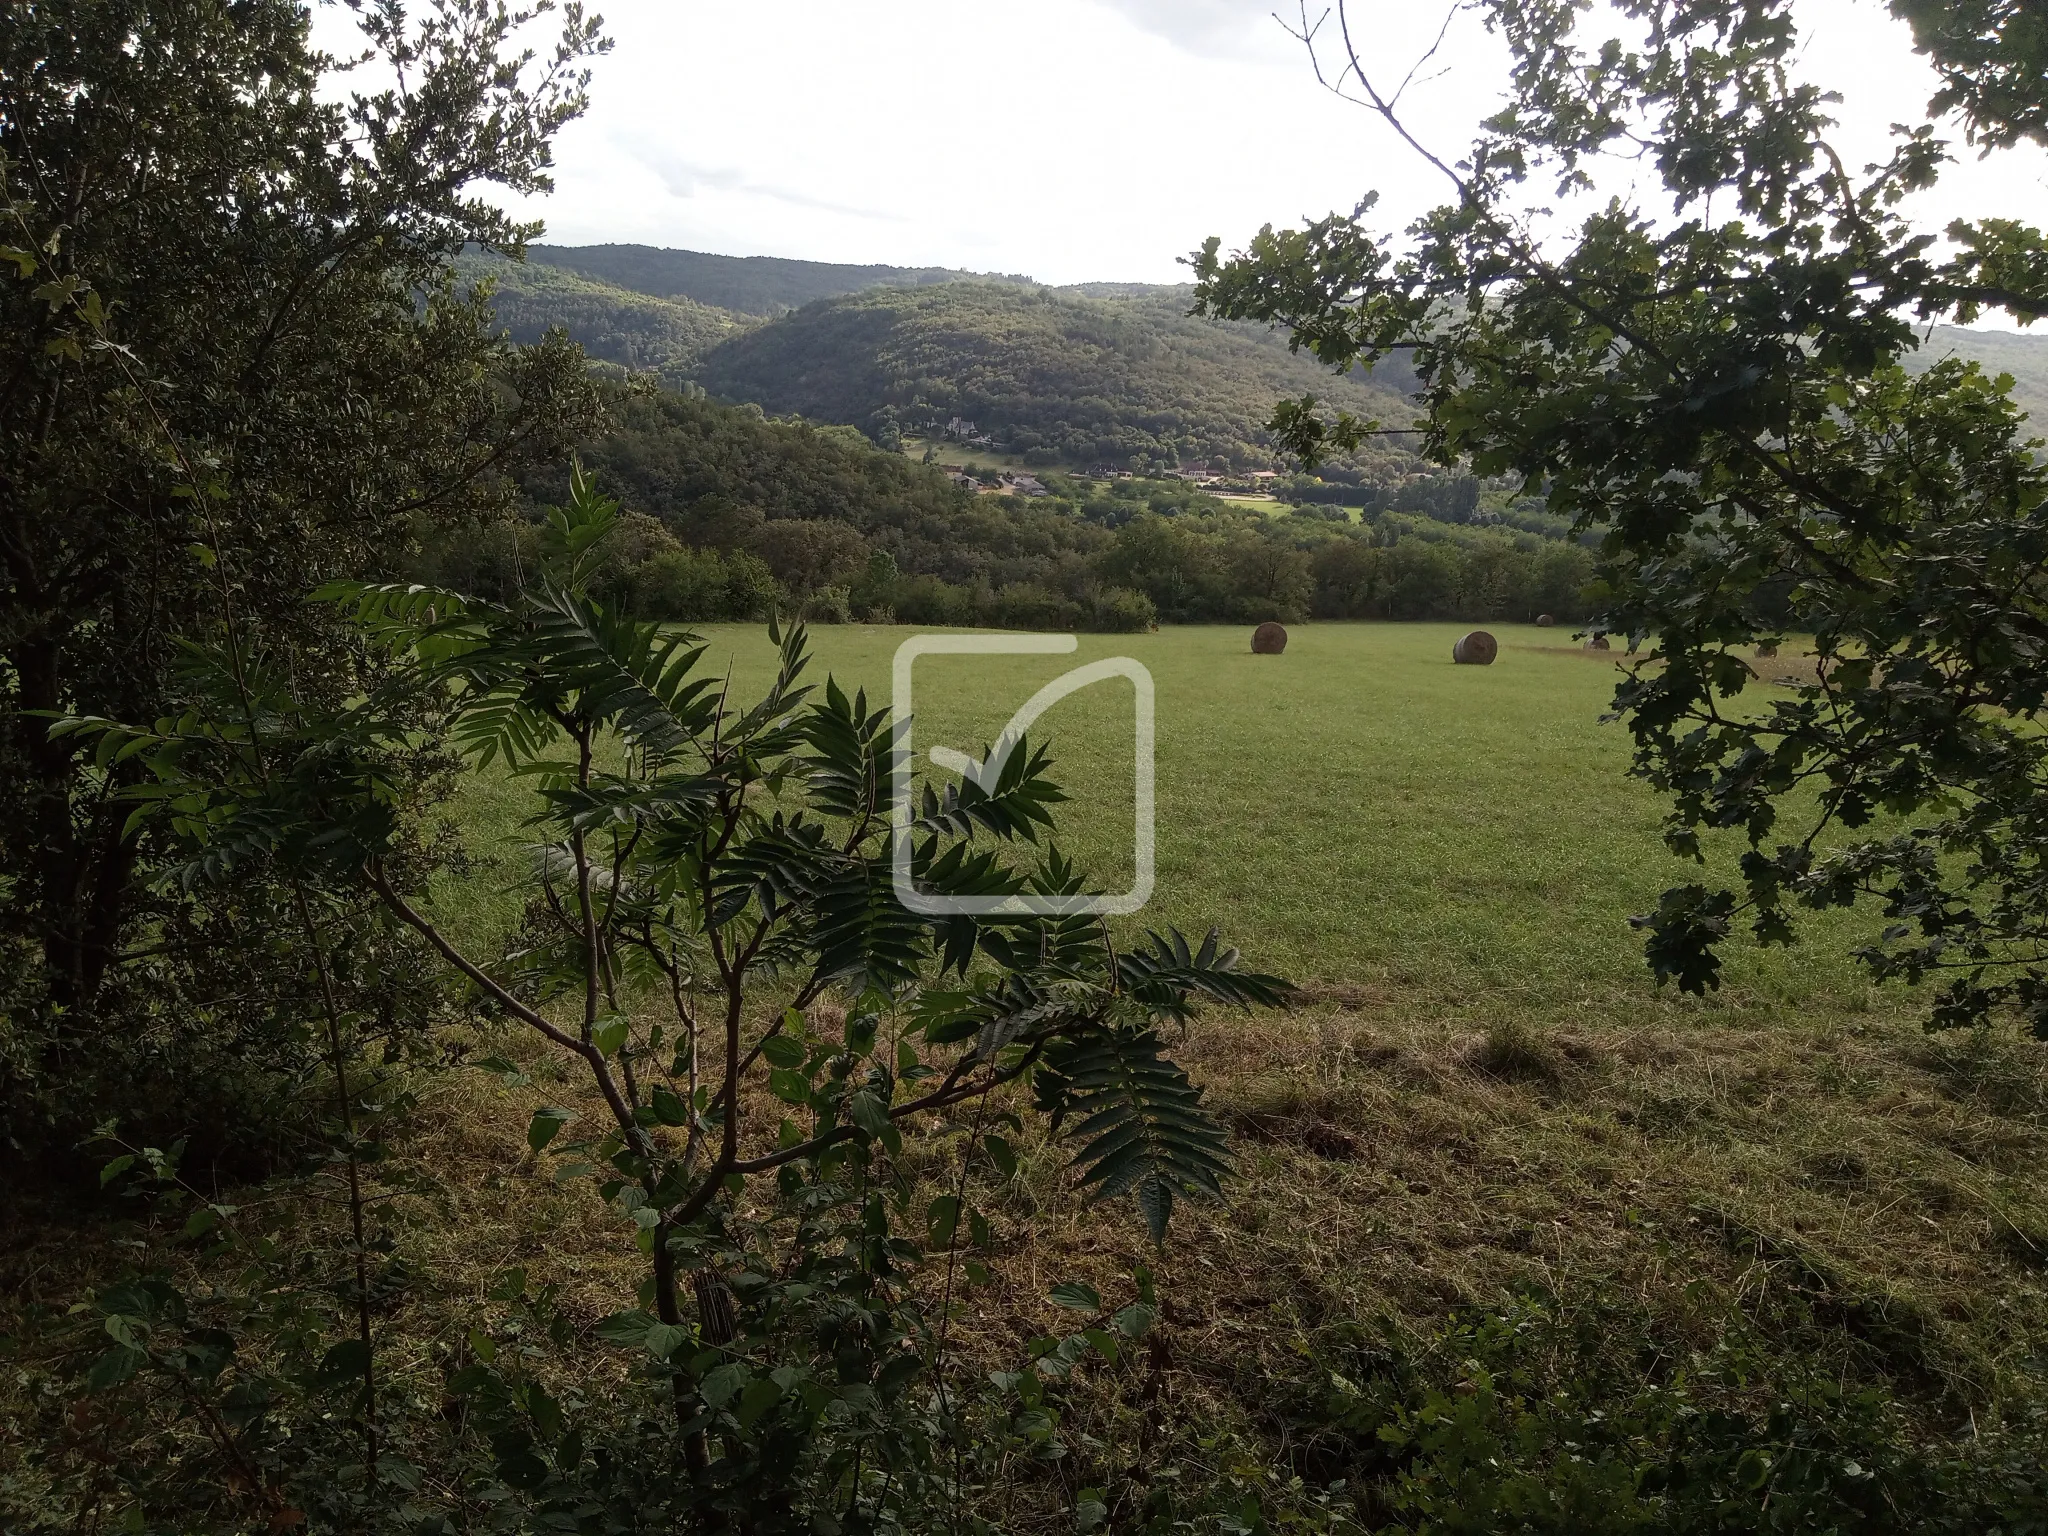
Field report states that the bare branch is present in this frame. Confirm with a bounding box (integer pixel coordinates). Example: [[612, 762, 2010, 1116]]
[[1389, 2, 1461, 112]]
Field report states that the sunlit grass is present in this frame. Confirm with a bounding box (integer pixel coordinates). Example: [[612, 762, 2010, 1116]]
[[409, 621, 2048, 1437], [438, 620, 1898, 1035]]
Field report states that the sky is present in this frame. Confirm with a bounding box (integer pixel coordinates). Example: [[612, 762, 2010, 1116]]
[[323, 0, 2048, 295]]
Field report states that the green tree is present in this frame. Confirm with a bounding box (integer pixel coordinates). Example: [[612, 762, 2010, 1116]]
[[1223, 529, 1314, 622], [53, 472, 1290, 1528], [1096, 514, 1227, 621], [1196, 0, 2048, 1027], [1892, 0, 2048, 150], [0, 0, 607, 1129]]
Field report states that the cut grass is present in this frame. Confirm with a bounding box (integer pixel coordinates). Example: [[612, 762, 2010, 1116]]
[[434, 620, 1904, 1034], [420, 621, 2047, 1409], [9, 621, 2045, 1526], [899, 436, 1033, 472], [1208, 493, 1296, 516], [1263, 499, 1366, 522]]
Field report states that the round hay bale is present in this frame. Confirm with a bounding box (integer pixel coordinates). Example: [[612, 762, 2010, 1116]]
[[1756, 641, 1779, 659], [1586, 634, 1611, 650], [1452, 630, 1498, 665], [1535, 613, 1556, 628], [1251, 621, 1288, 654]]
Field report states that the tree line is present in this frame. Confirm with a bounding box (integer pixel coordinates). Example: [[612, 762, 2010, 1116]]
[[413, 382, 1596, 632]]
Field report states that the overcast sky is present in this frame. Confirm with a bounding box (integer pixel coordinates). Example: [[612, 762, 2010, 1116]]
[[331, 0, 2048, 294]]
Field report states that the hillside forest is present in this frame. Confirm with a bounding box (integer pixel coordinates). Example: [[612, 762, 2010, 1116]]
[[461, 253, 1585, 631], [421, 383, 1599, 634], [463, 241, 2048, 634]]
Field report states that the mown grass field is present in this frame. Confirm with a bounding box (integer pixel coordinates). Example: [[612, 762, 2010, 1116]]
[[430, 622, 2048, 1449], [1208, 493, 1300, 517], [449, 621, 1905, 1033], [17, 623, 2035, 1526]]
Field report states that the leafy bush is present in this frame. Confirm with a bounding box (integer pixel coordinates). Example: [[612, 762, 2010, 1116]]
[[24, 469, 1292, 1532], [0, 0, 605, 1168], [1286, 1298, 2048, 1534], [632, 546, 781, 622]]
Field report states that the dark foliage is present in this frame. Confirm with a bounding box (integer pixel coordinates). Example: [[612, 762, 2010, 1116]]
[[1283, 1296, 2048, 1533], [1892, 0, 2048, 150], [1195, 0, 2048, 1031], [0, 1, 607, 1159]]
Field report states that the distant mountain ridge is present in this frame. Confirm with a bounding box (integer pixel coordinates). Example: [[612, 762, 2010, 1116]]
[[469, 245, 1419, 470], [690, 280, 1421, 473], [477, 243, 2048, 472], [526, 243, 1038, 317]]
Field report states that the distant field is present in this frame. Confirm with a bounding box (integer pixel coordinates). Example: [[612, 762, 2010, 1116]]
[[899, 436, 1031, 472], [429, 620, 2045, 1450], [1251, 496, 1366, 522], [445, 621, 1906, 1034], [1208, 493, 1299, 517]]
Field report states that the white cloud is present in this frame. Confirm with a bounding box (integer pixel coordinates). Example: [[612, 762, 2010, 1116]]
[[1086, 0, 1295, 57], [312, 0, 2046, 297], [626, 145, 909, 224]]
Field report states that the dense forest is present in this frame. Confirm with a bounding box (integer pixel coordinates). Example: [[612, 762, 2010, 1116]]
[[412, 384, 1596, 632], [463, 256, 740, 386], [464, 251, 1426, 474], [691, 281, 1421, 473]]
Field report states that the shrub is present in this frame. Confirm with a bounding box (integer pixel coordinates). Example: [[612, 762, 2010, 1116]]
[[1286, 1298, 2048, 1535], [800, 583, 853, 623], [1088, 585, 1159, 633], [632, 545, 782, 622], [35, 469, 1294, 1533]]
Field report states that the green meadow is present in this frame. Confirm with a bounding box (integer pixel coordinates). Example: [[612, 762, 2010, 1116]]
[[447, 620, 1906, 1034], [431, 622, 2046, 1430]]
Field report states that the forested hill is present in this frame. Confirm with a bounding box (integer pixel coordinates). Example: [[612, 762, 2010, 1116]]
[[467, 246, 2048, 475], [463, 252, 1425, 471], [461, 256, 740, 384], [692, 281, 1423, 473], [525, 243, 1031, 316], [1918, 325, 2048, 428]]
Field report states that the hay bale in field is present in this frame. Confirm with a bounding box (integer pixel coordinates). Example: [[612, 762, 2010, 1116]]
[[1756, 641, 1779, 659], [1251, 621, 1288, 654], [1452, 630, 1498, 665], [1535, 613, 1556, 627], [1586, 634, 1611, 650]]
